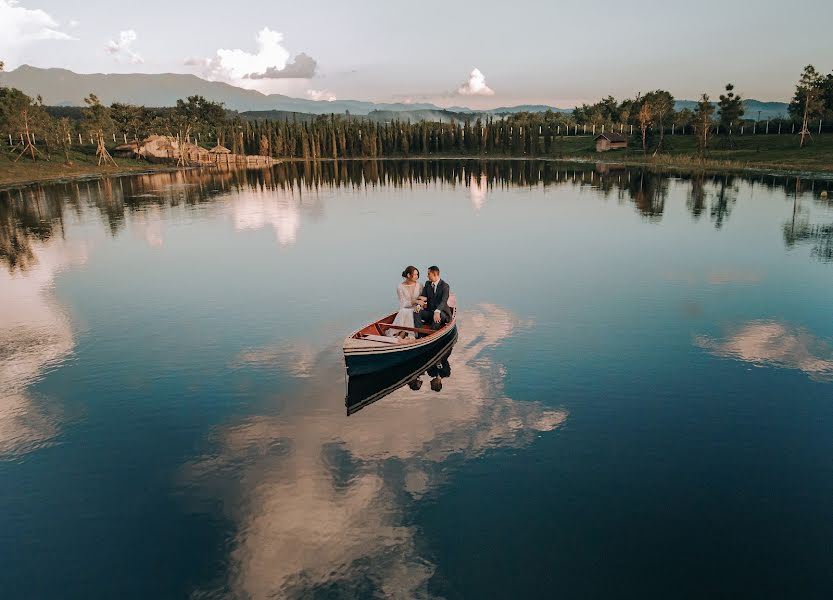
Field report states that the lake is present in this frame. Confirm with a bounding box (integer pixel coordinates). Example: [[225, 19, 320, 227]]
[[2, 160, 833, 599]]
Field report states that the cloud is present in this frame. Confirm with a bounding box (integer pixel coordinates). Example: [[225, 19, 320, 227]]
[[105, 29, 143, 64], [0, 0, 75, 67], [305, 89, 336, 102], [457, 68, 494, 96], [188, 27, 318, 86], [247, 52, 317, 79]]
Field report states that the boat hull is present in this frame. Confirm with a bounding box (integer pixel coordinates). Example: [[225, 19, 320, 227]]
[[346, 329, 458, 415], [344, 323, 457, 376]]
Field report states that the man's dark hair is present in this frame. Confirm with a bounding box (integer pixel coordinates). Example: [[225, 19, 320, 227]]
[[430, 377, 443, 392], [428, 266, 440, 274]]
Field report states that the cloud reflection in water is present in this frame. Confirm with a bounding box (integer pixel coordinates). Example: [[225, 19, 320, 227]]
[[695, 320, 833, 381], [0, 239, 88, 458], [184, 304, 566, 599]]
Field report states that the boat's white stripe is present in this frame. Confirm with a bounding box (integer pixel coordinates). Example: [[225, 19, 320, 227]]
[[344, 326, 455, 356]]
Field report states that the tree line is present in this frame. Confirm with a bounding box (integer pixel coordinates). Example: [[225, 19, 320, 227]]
[[2, 60, 833, 165]]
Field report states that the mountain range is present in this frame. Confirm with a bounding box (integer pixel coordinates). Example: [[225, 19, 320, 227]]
[[0, 65, 790, 120]]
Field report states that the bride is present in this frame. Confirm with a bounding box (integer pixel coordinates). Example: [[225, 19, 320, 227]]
[[388, 266, 423, 339]]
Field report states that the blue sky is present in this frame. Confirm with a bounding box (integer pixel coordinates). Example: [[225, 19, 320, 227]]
[[2, 0, 832, 107]]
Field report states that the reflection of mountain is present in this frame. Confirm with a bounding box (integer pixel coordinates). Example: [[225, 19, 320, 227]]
[[0, 237, 88, 457], [695, 320, 833, 382], [183, 305, 566, 599]]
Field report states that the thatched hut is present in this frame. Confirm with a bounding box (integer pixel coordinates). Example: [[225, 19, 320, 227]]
[[181, 142, 210, 163], [209, 144, 231, 154]]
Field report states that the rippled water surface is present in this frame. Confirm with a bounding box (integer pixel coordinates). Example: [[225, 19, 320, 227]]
[[2, 161, 833, 599]]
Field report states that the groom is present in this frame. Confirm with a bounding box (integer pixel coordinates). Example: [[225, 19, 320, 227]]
[[415, 266, 451, 333]]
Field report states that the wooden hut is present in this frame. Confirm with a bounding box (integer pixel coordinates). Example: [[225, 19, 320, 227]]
[[594, 132, 628, 152], [209, 144, 231, 155]]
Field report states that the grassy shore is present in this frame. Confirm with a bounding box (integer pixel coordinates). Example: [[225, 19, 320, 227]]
[[3, 134, 833, 189], [0, 146, 184, 189], [546, 132, 833, 174]]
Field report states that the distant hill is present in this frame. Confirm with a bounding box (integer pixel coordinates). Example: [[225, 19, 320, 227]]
[[674, 99, 789, 120], [1, 65, 790, 121], [0, 65, 440, 115]]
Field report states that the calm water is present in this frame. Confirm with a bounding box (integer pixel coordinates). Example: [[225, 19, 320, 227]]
[[2, 161, 833, 599]]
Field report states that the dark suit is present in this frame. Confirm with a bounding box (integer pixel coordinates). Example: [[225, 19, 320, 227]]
[[416, 279, 451, 331]]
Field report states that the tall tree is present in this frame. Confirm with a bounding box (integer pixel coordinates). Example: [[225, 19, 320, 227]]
[[789, 65, 825, 148], [83, 93, 116, 165], [0, 87, 50, 161], [647, 90, 674, 153], [717, 83, 744, 148], [693, 94, 715, 158], [638, 99, 653, 155]]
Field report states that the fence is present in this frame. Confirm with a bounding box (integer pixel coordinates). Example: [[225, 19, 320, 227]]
[[4, 131, 217, 148]]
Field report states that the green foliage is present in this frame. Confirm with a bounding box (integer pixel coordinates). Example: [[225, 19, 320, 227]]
[[83, 93, 114, 136], [789, 65, 825, 122], [693, 94, 716, 157], [718, 84, 745, 131]]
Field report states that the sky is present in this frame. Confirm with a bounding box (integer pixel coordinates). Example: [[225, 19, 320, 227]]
[[1, 0, 832, 108]]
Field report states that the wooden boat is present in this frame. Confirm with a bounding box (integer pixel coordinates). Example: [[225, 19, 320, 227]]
[[343, 297, 457, 377], [346, 330, 457, 415]]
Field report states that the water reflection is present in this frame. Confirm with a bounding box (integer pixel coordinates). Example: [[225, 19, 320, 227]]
[[0, 235, 87, 457], [346, 331, 458, 415], [184, 305, 567, 599], [784, 184, 833, 263], [695, 320, 833, 382], [3, 161, 833, 273]]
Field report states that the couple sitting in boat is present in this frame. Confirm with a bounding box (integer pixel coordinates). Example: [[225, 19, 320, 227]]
[[388, 265, 452, 339]]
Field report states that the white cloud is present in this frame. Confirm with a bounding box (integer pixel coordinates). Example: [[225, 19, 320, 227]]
[[457, 68, 495, 96], [305, 89, 336, 102], [105, 29, 143, 64], [189, 28, 315, 83], [0, 0, 75, 68]]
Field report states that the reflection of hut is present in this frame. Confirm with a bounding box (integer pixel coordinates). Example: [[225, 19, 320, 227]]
[[594, 132, 628, 152]]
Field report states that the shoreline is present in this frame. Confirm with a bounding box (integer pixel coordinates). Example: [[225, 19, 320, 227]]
[[3, 154, 833, 192]]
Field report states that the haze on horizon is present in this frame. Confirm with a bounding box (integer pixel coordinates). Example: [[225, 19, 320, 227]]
[[2, 0, 832, 108]]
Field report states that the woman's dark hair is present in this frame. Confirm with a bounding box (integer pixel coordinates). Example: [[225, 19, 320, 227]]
[[402, 265, 419, 278], [408, 379, 423, 391]]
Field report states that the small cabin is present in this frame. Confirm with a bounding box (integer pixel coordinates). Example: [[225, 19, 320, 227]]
[[594, 132, 628, 152]]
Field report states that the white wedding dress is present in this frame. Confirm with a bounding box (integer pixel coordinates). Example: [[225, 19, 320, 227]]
[[388, 281, 422, 339]]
